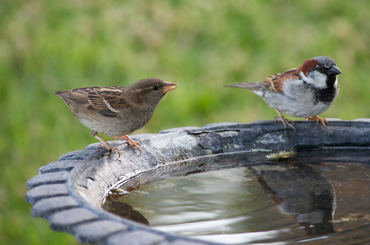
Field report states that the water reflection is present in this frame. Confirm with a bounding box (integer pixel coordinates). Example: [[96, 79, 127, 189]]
[[103, 159, 370, 244], [103, 196, 149, 225], [250, 163, 335, 236]]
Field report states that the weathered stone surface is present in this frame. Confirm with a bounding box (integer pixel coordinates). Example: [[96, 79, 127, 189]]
[[25, 120, 370, 245], [159, 126, 202, 134], [354, 118, 370, 122], [105, 230, 166, 245], [38, 160, 81, 174], [59, 150, 94, 161], [27, 171, 69, 189], [74, 220, 128, 244], [31, 196, 79, 218], [157, 240, 210, 245], [50, 208, 99, 232], [203, 122, 243, 128], [26, 184, 68, 205]]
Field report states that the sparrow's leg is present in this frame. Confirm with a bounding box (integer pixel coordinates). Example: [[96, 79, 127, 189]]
[[305, 115, 328, 127], [114, 135, 141, 155], [91, 130, 121, 156], [274, 108, 296, 132]]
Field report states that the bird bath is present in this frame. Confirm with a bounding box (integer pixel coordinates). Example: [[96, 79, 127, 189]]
[[26, 120, 370, 245]]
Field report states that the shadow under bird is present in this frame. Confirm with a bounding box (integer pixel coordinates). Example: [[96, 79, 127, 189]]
[[225, 56, 341, 131], [55, 78, 178, 156]]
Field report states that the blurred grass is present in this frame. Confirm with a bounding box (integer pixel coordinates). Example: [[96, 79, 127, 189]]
[[1, 0, 370, 244]]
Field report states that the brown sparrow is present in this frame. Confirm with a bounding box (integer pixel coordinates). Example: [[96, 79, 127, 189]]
[[225, 56, 341, 131], [56, 78, 178, 155]]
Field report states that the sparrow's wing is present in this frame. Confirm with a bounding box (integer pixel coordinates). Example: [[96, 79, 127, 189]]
[[56, 86, 130, 117], [55, 87, 95, 106], [224, 68, 301, 93], [262, 68, 300, 93], [87, 87, 129, 117]]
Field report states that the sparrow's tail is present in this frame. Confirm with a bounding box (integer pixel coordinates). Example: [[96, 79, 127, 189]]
[[224, 82, 263, 91]]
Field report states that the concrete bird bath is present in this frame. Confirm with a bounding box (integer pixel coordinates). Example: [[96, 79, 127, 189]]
[[26, 119, 370, 244]]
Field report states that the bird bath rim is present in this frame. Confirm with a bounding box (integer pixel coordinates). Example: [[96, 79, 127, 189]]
[[26, 119, 370, 245]]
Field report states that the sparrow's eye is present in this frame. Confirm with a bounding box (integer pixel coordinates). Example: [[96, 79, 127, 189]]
[[152, 85, 159, 91], [316, 64, 323, 70]]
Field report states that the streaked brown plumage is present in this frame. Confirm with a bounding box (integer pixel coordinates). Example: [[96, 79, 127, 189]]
[[56, 78, 178, 156], [225, 56, 341, 131]]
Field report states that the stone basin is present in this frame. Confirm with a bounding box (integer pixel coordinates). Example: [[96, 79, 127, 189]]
[[26, 119, 370, 245]]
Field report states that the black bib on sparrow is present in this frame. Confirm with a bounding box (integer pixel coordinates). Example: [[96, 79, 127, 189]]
[[313, 77, 338, 105]]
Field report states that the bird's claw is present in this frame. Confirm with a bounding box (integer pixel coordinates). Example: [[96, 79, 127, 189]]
[[96, 143, 121, 157], [274, 116, 296, 132], [305, 115, 328, 127], [114, 135, 142, 155], [274, 108, 296, 132], [110, 146, 121, 157]]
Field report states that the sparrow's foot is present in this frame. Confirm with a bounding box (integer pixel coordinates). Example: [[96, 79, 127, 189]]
[[92, 130, 121, 157], [106, 146, 121, 156], [114, 135, 142, 155], [305, 115, 328, 127], [274, 108, 296, 132]]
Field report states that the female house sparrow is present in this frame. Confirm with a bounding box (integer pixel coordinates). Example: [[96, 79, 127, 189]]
[[225, 56, 341, 131], [55, 78, 178, 155]]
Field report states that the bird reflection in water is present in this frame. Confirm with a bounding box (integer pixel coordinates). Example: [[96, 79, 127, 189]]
[[102, 180, 150, 225], [103, 162, 337, 238], [250, 163, 336, 236], [102, 198, 150, 225]]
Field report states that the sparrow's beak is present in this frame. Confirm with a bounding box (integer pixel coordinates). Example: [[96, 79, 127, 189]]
[[328, 65, 342, 76], [162, 82, 178, 93]]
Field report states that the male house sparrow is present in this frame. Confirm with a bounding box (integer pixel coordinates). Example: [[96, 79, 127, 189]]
[[56, 78, 178, 155], [225, 56, 341, 131]]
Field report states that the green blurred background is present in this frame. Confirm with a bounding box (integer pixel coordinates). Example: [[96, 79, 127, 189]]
[[1, 0, 369, 244]]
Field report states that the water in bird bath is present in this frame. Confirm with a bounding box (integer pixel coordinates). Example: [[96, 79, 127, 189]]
[[104, 150, 370, 244]]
